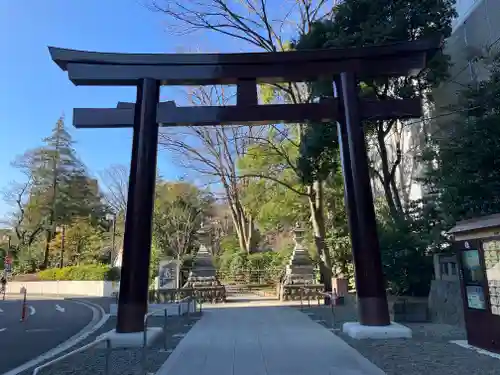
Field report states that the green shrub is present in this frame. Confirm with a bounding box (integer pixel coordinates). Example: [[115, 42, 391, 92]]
[[378, 216, 434, 297], [220, 235, 241, 254], [38, 268, 58, 280], [38, 264, 120, 281]]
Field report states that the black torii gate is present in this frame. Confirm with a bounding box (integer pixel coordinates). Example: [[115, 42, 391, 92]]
[[49, 38, 439, 333]]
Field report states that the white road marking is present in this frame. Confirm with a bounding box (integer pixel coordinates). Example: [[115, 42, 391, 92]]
[[0, 328, 6, 332], [55, 304, 65, 313], [26, 328, 53, 333], [28, 306, 36, 316], [0, 307, 3, 313], [3, 299, 108, 375]]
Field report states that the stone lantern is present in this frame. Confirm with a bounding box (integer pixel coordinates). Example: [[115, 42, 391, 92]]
[[284, 223, 315, 284], [182, 220, 226, 303], [279, 223, 322, 301]]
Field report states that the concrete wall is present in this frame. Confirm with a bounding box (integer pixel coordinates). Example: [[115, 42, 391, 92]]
[[6, 280, 120, 297], [428, 279, 465, 327]]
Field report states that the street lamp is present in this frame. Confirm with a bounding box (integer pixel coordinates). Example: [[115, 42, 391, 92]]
[[55, 225, 66, 268], [106, 213, 117, 265]]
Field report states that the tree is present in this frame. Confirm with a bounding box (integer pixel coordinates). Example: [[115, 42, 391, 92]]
[[294, 0, 456, 219], [150, 0, 335, 51], [99, 164, 129, 215], [421, 53, 500, 224], [48, 217, 106, 267], [8, 116, 106, 268], [159, 85, 264, 253], [2, 178, 46, 255], [151, 0, 342, 294], [153, 181, 212, 259], [237, 126, 339, 296]]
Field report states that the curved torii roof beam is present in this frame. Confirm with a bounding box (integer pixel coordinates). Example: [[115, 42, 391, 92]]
[[49, 38, 441, 86]]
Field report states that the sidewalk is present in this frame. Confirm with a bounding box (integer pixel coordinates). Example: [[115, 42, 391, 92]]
[[156, 305, 385, 375]]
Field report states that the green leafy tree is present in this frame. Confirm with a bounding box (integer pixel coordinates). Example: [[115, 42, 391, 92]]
[[422, 53, 500, 224], [20, 116, 85, 267], [152, 0, 455, 298], [153, 0, 335, 256], [7, 116, 107, 268], [2, 178, 47, 257], [153, 181, 213, 260], [159, 86, 262, 254], [238, 128, 346, 292], [294, 0, 457, 219], [48, 217, 106, 267]]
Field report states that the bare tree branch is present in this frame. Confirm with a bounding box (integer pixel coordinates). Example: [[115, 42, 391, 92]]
[[99, 164, 129, 214], [149, 0, 334, 52], [238, 173, 307, 196], [158, 85, 261, 252]]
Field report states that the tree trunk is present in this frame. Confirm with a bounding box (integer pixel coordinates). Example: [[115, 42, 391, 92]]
[[230, 200, 255, 254], [377, 130, 401, 219], [43, 229, 52, 269], [244, 215, 255, 253], [43, 127, 61, 269], [308, 180, 333, 304]]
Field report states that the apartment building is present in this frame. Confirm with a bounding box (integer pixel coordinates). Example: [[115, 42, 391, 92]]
[[435, 0, 500, 111]]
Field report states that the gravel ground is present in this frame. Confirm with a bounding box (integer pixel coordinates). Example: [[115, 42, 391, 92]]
[[301, 304, 500, 375], [22, 312, 201, 375]]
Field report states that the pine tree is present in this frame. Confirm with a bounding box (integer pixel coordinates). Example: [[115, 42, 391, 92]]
[[17, 116, 105, 268]]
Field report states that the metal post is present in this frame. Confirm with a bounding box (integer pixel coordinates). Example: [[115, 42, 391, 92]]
[[330, 297, 336, 329], [142, 317, 148, 373], [340, 72, 390, 326], [20, 287, 27, 322], [300, 288, 303, 310], [117, 78, 160, 333], [104, 339, 111, 375], [164, 309, 168, 351]]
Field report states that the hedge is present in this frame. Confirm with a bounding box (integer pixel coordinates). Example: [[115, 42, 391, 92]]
[[38, 265, 120, 281]]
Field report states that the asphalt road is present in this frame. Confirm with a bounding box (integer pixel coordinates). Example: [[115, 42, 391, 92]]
[[0, 298, 94, 374]]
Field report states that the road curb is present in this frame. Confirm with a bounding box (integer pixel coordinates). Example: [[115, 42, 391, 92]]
[[3, 299, 110, 375]]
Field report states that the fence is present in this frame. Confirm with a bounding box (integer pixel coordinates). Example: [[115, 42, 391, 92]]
[[32, 297, 201, 375], [217, 268, 284, 286]]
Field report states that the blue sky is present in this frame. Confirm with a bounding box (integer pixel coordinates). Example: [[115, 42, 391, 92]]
[[0, 0, 249, 218]]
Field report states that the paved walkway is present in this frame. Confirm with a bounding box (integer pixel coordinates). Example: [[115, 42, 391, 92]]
[[156, 305, 386, 375]]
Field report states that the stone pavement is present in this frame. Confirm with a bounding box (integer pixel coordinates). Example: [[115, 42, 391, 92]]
[[156, 304, 386, 375]]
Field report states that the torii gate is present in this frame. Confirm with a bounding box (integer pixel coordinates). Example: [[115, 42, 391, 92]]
[[49, 38, 439, 335]]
